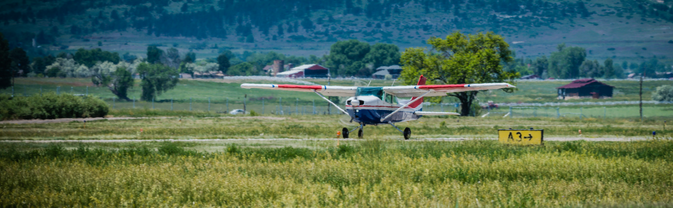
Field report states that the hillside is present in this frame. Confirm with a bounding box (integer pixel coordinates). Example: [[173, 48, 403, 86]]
[[1, 0, 672, 64]]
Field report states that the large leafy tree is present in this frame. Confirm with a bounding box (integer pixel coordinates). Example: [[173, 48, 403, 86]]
[[399, 31, 519, 116], [0, 32, 11, 89], [603, 58, 615, 78], [364, 43, 401, 72], [9, 47, 30, 77], [146, 46, 164, 64], [324, 40, 370, 77], [73, 48, 120, 68], [161, 48, 181, 69], [547, 43, 586, 79], [92, 67, 134, 101], [31, 55, 56, 75], [137, 63, 179, 101], [579, 59, 603, 78], [217, 53, 231, 74]]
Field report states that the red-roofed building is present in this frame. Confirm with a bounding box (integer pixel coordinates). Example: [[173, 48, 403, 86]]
[[277, 64, 329, 78], [557, 78, 614, 99]]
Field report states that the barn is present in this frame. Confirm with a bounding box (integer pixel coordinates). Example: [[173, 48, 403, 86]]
[[557, 78, 614, 99], [277, 64, 329, 78]]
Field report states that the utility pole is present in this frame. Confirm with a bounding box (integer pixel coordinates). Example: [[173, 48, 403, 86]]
[[640, 71, 644, 121], [243, 94, 247, 112]]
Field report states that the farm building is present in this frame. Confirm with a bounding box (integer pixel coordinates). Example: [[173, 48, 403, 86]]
[[277, 64, 329, 78], [372, 65, 403, 79], [557, 78, 614, 99]]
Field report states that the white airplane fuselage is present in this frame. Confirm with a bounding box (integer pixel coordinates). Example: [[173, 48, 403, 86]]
[[344, 95, 421, 125]]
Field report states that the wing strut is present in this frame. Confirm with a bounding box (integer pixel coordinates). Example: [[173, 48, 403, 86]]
[[380, 90, 433, 122], [314, 90, 349, 115]]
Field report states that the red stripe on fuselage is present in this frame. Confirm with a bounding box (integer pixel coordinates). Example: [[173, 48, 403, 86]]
[[346, 105, 416, 109], [276, 84, 323, 90]]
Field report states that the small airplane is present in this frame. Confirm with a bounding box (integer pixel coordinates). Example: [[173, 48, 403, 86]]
[[241, 75, 515, 139]]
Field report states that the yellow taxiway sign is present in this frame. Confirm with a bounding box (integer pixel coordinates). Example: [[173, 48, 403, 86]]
[[498, 129, 544, 145]]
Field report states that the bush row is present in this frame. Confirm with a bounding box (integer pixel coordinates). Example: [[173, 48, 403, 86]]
[[0, 92, 109, 120]]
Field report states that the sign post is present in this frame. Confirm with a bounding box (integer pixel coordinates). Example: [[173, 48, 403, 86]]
[[498, 129, 544, 145]]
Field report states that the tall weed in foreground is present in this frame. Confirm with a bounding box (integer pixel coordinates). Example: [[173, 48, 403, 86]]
[[0, 140, 672, 207]]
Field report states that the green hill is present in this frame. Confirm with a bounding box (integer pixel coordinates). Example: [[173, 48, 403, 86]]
[[1, 0, 672, 64]]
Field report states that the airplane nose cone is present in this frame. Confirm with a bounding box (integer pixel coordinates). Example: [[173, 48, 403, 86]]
[[348, 99, 363, 106]]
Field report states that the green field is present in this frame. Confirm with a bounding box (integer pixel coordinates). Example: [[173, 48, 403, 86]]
[[3, 77, 671, 103], [1, 136, 672, 206], [1, 95, 673, 206], [1, 114, 670, 140], [2, 77, 672, 120]]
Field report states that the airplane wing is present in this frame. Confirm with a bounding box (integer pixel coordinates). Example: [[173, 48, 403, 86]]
[[240, 84, 357, 97], [413, 111, 460, 116], [382, 83, 515, 97]]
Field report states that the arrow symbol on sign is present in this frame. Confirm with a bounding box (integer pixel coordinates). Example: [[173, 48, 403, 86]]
[[524, 134, 533, 140]]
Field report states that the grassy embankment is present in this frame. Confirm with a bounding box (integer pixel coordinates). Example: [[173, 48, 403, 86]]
[[0, 139, 672, 207]]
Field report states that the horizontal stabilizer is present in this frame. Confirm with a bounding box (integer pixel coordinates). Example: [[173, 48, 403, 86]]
[[413, 111, 460, 116]]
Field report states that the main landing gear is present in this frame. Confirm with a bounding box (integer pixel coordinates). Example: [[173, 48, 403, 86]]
[[342, 124, 364, 139], [389, 122, 411, 140], [342, 123, 411, 140]]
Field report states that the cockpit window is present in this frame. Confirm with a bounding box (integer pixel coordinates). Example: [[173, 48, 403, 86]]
[[385, 94, 395, 104], [356, 87, 383, 99]]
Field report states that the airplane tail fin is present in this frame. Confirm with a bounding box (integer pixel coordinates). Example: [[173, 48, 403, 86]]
[[408, 75, 426, 109]]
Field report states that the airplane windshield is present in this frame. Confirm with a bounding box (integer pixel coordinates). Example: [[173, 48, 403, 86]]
[[356, 87, 383, 100]]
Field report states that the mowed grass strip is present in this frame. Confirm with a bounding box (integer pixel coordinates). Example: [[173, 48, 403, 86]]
[[0, 140, 671, 207], [0, 115, 670, 140]]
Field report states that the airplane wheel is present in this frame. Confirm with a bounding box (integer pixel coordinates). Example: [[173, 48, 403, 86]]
[[358, 128, 363, 138], [403, 127, 411, 140], [342, 128, 349, 139]]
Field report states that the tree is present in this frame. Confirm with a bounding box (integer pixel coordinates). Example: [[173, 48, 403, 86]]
[[9, 48, 30, 77], [183, 52, 196, 63], [399, 31, 519, 116], [146, 46, 163, 64], [160, 48, 181, 69], [324, 40, 371, 76], [227, 62, 257, 76], [639, 58, 659, 77], [363, 43, 401, 73], [548, 44, 586, 79], [137, 63, 179, 101], [0, 33, 11, 89], [603, 58, 615, 78], [217, 53, 231, 74], [579, 59, 603, 78], [652, 85, 673, 102], [31, 55, 55, 75], [73, 48, 120, 68], [92, 67, 134, 101], [531, 56, 548, 76]]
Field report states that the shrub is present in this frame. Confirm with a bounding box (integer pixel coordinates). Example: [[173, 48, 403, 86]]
[[652, 85, 673, 102], [0, 93, 109, 120]]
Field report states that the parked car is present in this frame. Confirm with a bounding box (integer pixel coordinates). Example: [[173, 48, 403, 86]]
[[229, 109, 247, 115], [481, 101, 499, 109]]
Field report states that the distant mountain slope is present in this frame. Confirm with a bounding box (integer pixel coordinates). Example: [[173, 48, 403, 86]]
[[0, 0, 672, 62]]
